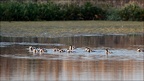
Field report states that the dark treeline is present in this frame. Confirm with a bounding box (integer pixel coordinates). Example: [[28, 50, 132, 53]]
[[0, 1, 144, 21]]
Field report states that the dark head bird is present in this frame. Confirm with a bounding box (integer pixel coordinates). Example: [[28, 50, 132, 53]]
[[68, 45, 75, 51], [105, 49, 109, 55], [33, 48, 38, 54], [105, 49, 112, 55], [137, 48, 141, 52], [29, 46, 34, 52], [67, 48, 73, 53], [85, 47, 92, 53], [59, 49, 65, 53], [39, 48, 44, 54], [69, 45, 72, 50], [53, 47, 59, 52], [42, 48, 47, 52]]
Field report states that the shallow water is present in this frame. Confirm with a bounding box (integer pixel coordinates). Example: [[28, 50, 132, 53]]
[[0, 35, 144, 80]]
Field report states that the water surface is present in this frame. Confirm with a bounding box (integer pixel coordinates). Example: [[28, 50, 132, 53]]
[[0, 35, 144, 81]]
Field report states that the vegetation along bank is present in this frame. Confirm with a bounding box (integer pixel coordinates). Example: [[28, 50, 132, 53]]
[[0, 1, 144, 21]]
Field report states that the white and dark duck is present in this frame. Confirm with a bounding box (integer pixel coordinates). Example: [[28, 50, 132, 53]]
[[28, 46, 47, 54], [53, 47, 66, 53], [137, 48, 144, 52], [39, 48, 47, 54], [67, 45, 75, 53], [53, 47, 60, 52], [59, 49, 66, 53], [85, 47, 95, 53], [29, 46, 35, 52], [85, 47, 92, 53], [105, 48, 112, 55]]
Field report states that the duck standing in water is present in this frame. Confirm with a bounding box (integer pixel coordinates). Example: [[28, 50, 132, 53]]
[[59, 49, 66, 53], [137, 48, 141, 52], [105, 49, 112, 55], [137, 48, 144, 52], [53, 47, 65, 53], [85, 47, 92, 53], [39, 48, 44, 55], [53, 47, 59, 52], [29, 46, 34, 52], [29, 46, 38, 53], [32, 48, 38, 54], [67, 45, 75, 53], [42, 48, 47, 52], [28, 46, 47, 55]]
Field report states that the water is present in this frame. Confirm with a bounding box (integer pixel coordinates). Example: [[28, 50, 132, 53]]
[[0, 35, 144, 81]]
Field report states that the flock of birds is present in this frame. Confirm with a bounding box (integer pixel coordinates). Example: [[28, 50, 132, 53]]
[[28, 46, 47, 55], [28, 45, 144, 55]]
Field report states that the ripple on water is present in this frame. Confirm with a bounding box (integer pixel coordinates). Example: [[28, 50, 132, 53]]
[[0, 42, 65, 47]]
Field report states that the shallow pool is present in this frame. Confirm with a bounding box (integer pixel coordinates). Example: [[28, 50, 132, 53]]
[[0, 35, 144, 80]]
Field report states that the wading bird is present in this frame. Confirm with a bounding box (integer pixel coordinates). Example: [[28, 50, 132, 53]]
[[105, 49, 112, 55], [67, 45, 75, 53]]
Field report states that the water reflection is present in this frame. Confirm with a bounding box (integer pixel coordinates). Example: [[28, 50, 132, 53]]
[[1, 34, 144, 48], [0, 35, 144, 80], [0, 57, 143, 81]]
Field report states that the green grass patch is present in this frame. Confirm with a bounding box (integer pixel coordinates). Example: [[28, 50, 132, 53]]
[[0, 21, 143, 37]]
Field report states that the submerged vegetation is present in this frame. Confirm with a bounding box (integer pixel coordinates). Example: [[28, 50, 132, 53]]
[[0, 1, 144, 21]]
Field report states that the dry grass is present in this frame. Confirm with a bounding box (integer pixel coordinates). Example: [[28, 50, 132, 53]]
[[0, 21, 144, 37]]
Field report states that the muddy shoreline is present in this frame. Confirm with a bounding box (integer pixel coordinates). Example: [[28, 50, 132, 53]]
[[0, 33, 144, 38]]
